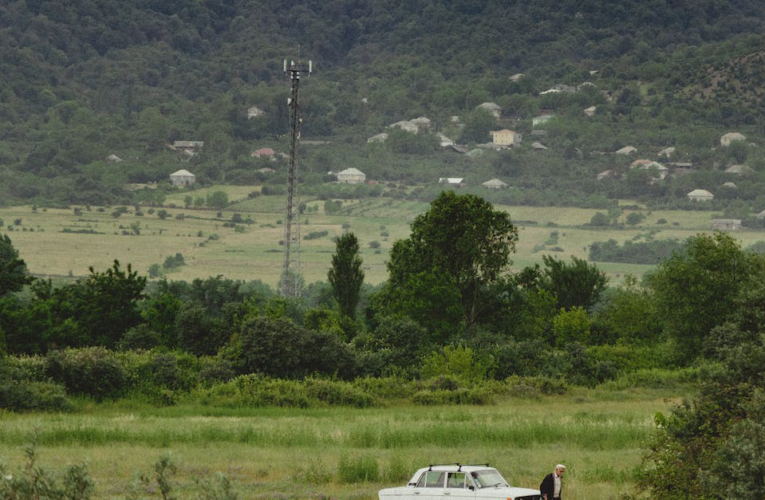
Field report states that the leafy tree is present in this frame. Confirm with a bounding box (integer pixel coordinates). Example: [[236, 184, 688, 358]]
[[541, 255, 608, 311], [378, 191, 518, 336], [327, 233, 364, 319], [648, 232, 765, 358], [74, 261, 147, 348], [460, 108, 496, 143], [0, 235, 32, 297], [552, 306, 592, 345], [206, 191, 229, 210]]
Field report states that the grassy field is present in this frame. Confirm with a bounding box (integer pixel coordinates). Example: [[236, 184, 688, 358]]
[[2, 187, 764, 286], [0, 388, 685, 499]]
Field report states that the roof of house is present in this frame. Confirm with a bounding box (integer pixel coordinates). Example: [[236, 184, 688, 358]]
[[477, 102, 501, 110], [440, 177, 464, 184], [337, 168, 365, 176], [616, 146, 637, 154], [532, 142, 548, 150], [658, 147, 676, 157], [688, 189, 714, 197], [482, 178, 508, 187], [722, 132, 747, 141], [170, 169, 195, 177], [388, 120, 419, 133], [367, 133, 389, 143], [253, 147, 275, 156], [721, 182, 738, 189], [491, 129, 517, 135], [631, 159, 652, 167], [725, 164, 754, 175], [641, 161, 668, 171], [106, 154, 123, 162]]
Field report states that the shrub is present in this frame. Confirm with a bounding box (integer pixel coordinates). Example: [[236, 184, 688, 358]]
[[420, 345, 495, 383], [304, 230, 329, 240], [0, 380, 73, 412], [0, 441, 94, 498], [45, 348, 127, 401]]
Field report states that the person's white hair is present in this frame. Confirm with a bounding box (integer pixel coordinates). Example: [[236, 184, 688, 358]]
[[555, 464, 566, 470]]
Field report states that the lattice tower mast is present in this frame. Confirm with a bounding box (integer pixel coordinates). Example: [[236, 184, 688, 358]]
[[280, 58, 311, 297]]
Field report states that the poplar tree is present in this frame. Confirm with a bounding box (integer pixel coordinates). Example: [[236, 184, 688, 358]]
[[328, 233, 364, 319]]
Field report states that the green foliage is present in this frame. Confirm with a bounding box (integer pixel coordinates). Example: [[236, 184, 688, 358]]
[[460, 108, 497, 143], [0, 234, 32, 297], [648, 232, 765, 358], [223, 317, 357, 379], [541, 255, 608, 311], [45, 348, 127, 401], [379, 191, 518, 334], [206, 191, 230, 210], [328, 233, 364, 319], [0, 379, 72, 412], [552, 307, 592, 345], [140, 455, 177, 500], [162, 253, 185, 270], [589, 238, 683, 264], [420, 345, 495, 383]]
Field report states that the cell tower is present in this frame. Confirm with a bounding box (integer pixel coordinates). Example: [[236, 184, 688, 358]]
[[279, 58, 312, 297]]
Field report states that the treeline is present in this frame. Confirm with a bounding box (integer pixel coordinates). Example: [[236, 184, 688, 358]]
[[589, 238, 684, 264]]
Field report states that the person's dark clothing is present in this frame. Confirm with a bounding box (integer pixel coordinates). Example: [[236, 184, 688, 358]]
[[539, 472, 561, 500]]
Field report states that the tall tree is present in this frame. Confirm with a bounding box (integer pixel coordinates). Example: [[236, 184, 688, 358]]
[[0, 234, 32, 297], [648, 232, 765, 358], [380, 191, 518, 335], [328, 232, 364, 319]]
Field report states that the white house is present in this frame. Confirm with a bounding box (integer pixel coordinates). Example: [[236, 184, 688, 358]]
[[584, 106, 597, 116], [658, 147, 676, 158], [532, 114, 554, 127], [721, 132, 747, 147], [688, 189, 714, 202], [490, 129, 522, 146], [170, 169, 196, 187], [615, 146, 637, 155], [173, 141, 204, 152], [482, 178, 508, 189], [439, 177, 465, 186], [640, 161, 669, 179], [105, 154, 123, 163], [712, 219, 742, 230], [336, 168, 366, 184], [388, 120, 419, 134]]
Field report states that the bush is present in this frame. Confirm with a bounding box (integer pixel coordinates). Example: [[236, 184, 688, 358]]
[[0, 380, 73, 412], [420, 345, 495, 383], [0, 442, 94, 498], [304, 230, 329, 240], [45, 348, 127, 401]]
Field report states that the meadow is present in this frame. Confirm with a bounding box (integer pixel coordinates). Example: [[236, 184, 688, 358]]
[[0, 387, 686, 499], [2, 185, 763, 286]]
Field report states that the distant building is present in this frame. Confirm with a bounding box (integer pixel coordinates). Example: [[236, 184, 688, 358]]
[[173, 141, 204, 152], [439, 177, 465, 186], [477, 102, 502, 119], [336, 168, 366, 184], [367, 133, 388, 143], [257, 168, 275, 174], [597, 170, 615, 181], [615, 146, 637, 155], [631, 159, 652, 168], [658, 147, 676, 158], [712, 219, 742, 231], [688, 189, 714, 202], [247, 106, 266, 119], [640, 161, 669, 179], [757, 209, 765, 220], [105, 154, 123, 163], [388, 120, 419, 134], [490, 129, 522, 146], [482, 178, 508, 189], [169, 169, 196, 187], [721, 132, 747, 147], [509, 73, 525, 82], [251, 147, 276, 158], [409, 117, 431, 129], [437, 133, 454, 147], [584, 106, 597, 116], [532, 114, 554, 127], [532, 141, 548, 151], [725, 164, 754, 175], [721, 182, 738, 189]]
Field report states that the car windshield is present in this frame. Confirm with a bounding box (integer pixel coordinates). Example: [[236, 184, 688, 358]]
[[471, 470, 508, 488]]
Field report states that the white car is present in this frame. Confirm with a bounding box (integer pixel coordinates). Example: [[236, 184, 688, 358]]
[[379, 464, 542, 500]]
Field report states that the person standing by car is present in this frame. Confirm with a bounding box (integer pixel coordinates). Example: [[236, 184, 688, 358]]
[[540, 464, 565, 500]]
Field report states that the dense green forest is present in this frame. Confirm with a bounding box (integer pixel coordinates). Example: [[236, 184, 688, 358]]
[[3, 0, 765, 212]]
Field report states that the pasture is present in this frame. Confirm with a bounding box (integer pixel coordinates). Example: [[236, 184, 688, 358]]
[[2, 186, 763, 286], [0, 388, 685, 499]]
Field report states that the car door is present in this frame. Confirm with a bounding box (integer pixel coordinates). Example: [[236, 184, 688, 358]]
[[432, 472, 475, 500], [412, 470, 446, 499]]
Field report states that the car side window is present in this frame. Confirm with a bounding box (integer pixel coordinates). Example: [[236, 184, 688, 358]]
[[447, 472, 466, 488], [416, 471, 445, 488]]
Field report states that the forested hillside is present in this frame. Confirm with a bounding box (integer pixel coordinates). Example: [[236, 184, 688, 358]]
[[3, 0, 765, 210]]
